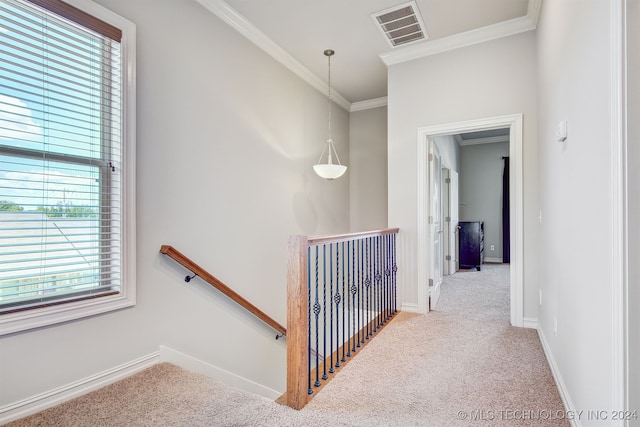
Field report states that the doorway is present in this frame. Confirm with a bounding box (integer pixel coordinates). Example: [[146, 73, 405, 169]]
[[416, 114, 524, 327]]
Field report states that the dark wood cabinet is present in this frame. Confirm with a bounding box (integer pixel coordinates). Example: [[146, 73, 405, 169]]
[[459, 221, 484, 271]]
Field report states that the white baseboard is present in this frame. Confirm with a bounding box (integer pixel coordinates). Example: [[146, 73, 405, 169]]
[[400, 302, 419, 313], [523, 317, 538, 329], [0, 352, 160, 425], [537, 327, 580, 427], [484, 257, 504, 263], [0, 346, 282, 425], [159, 345, 282, 400]]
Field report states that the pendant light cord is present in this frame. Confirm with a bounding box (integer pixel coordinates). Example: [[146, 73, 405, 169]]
[[327, 51, 332, 141], [315, 49, 344, 170]]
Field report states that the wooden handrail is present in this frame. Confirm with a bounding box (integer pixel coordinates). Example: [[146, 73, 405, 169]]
[[160, 245, 286, 338], [307, 227, 399, 246]]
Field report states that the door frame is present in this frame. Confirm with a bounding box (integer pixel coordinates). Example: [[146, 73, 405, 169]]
[[416, 113, 524, 327]]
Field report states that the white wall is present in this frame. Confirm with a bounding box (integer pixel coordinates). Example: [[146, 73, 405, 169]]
[[459, 142, 509, 260], [627, 0, 640, 422], [0, 0, 349, 409], [536, 0, 618, 421], [349, 106, 388, 231], [387, 31, 538, 317]]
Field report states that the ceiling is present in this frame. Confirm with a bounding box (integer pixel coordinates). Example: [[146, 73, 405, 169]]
[[197, 0, 539, 109]]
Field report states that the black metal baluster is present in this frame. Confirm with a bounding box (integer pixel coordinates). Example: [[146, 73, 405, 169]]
[[393, 233, 398, 314], [307, 246, 313, 395], [351, 240, 357, 354], [333, 242, 341, 370], [384, 234, 391, 323], [341, 241, 346, 363], [381, 236, 385, 323], [376, 235, 382, 330], [380, 236, 387, 324], [361, 239, 364, 338], [314, 246, 321, 388], [380, 236, 384, 324], [357, 239, 361, 348], [365, 237, 371, 339], [385, 234, 391, 322], [356, 239, 362, 347], [381, 236, 386, 326], [346, 240, 351, 358], [369, 237, 374, 336], [322, 244, 328, 381], [359, 239, 365, 345], [355, 239, 359, 347], [372, 236, 377, 333], [329, 244, 334, 374], [367, 237, 374, 337], [372, 236, 377, 332]]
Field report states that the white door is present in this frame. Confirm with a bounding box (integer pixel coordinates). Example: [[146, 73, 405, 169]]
[[429, 142, 443, 310], [449, 170, 459, 273], [442, 168, 451, 276]]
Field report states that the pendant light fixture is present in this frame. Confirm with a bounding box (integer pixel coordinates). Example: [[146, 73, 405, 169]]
[[313, 49, 347, 180]]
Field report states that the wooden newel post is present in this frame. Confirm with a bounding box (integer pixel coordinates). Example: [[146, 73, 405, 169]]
[[286, 235, 309, 410]]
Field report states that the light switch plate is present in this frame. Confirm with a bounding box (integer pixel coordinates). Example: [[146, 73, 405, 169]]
[[556, 120, 568, 142]]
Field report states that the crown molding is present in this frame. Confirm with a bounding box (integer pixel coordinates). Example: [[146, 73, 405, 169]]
[[380, 14, 537, 66], [350, 97, 388, 112], [194, 0, 541, 111], [194, 0, 352, 112], [527, 0, 542, 27]]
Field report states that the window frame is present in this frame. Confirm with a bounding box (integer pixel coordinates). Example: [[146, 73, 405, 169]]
[[0, 0, 136, 335]]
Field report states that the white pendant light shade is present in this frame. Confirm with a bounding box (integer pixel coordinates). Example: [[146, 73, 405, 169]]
[[314, 49, 347, 180], [314, 137, 347, 180], [313, 164, 347, 180]]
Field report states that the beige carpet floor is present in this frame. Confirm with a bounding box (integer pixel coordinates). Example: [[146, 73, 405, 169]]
[[6, 264, 569, 426]]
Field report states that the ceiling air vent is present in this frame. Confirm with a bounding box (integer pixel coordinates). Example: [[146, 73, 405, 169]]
[[371, 1, 428, 48]]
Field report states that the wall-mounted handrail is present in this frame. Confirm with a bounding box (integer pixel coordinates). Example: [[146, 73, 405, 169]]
[[160, 245, 286, 339]]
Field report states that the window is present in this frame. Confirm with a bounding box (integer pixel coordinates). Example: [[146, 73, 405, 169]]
[[0, 0, 136, 335]]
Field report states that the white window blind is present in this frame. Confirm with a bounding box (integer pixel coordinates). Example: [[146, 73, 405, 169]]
[[0, 0, 124, 315]]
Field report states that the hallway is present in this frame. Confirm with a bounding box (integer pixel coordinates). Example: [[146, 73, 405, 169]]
[[298, 263, 568, 426]]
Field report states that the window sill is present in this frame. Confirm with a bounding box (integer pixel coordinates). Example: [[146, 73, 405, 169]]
[[0, 290, 135, 336]]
